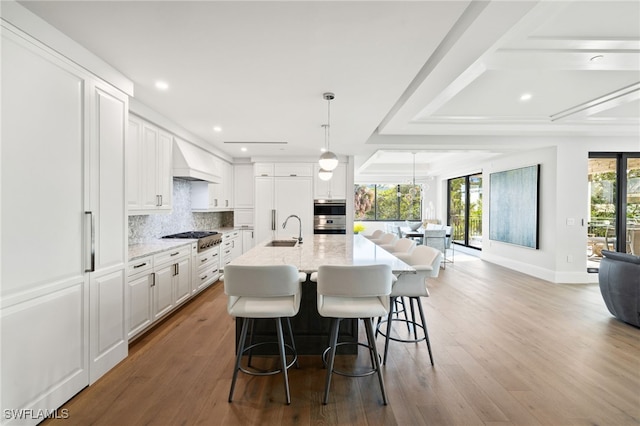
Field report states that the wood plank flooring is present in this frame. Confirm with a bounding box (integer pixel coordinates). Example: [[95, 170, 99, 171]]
[[43, 253, 640, 425]]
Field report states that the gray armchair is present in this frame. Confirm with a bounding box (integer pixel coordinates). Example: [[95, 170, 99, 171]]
[[598, 250, 640, 327]]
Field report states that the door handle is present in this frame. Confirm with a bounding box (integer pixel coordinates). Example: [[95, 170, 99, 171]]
[[84, 211, 95, 272], [271, 209, 276, 231]]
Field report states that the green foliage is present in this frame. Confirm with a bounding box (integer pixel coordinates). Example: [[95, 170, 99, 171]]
[[354, 184, 421, 220]]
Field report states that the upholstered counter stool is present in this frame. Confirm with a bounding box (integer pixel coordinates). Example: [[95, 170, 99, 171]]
[[382, 237, 416, 254], [377, 246, 442, 366], [316, 264, 392, 405], [224, 264, 306, 405], [372, 232, 398, 247], [364, 229, 384, 241]]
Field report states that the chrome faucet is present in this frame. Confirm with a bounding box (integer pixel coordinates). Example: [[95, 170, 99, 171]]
[[282, 214, 303, 244]]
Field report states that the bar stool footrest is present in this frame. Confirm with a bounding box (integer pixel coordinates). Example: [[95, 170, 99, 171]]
[[322, 341, 381, 377]]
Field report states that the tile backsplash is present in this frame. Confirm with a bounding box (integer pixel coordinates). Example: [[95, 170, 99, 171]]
[[128, 179, 233, 243]]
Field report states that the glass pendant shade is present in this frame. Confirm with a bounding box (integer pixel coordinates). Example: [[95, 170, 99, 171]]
[[319, 151, 339, 171], [318, 168, 333, 181]]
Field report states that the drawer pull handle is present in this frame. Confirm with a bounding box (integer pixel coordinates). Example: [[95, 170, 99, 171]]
[[201, 258, 208, 263], [170, 252, 179, 256], [133, 262, 147, 269], [201, 275, 207, 281]]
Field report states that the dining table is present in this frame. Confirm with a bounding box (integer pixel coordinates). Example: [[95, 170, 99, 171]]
[[227, 234, 415, 354]]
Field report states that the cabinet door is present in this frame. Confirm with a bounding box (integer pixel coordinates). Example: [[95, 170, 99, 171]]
[[233, 164, 254, 208], [254, 177, 275, 244], [314, 163, 347, 200], [275, 177, 313, 240], [223, 162, 234, 208], [174, 257, 191, 305], [153, 263, 175, 320], [127, 116, 143, 210], [242, 229, 255, 253], [157, 130, 173, 211], [1, 28, 90, 412], [128, 272, 153, 339], [141, 123, 160, 209], [89, 82, 128, 383]]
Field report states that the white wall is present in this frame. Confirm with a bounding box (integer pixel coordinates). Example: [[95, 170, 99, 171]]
[[435, 136, 639, 284]]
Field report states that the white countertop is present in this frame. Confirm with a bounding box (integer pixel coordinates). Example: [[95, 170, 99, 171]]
[[229, 234, 415, 274], [128, 239, 195, 260]]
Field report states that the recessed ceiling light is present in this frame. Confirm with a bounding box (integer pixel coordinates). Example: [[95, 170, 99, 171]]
[[590, 54, 604, 62], [519, 93, 532, 102], [155, 80, 169, 91], [213, 126, 222, 132], [241, 147, 247, 152]]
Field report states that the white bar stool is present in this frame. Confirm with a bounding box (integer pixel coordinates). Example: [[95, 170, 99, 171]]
[[316, 264, 392, 405], [378, 245, 442, 365], [224, 264, 306, 405]]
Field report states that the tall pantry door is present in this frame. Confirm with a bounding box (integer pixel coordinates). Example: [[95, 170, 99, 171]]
[[1, 26, 90, 417], [274, 177, 313, 240]]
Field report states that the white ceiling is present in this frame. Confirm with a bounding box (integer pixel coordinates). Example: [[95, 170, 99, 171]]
[[18, 0, 640, 182]]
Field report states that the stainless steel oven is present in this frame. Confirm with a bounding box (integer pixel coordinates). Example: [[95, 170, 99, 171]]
[[314, 199, 346, 234]]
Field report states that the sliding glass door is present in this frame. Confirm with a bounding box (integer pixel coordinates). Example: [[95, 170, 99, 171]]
[[448, 173, 482, 249], [588, 153, 640, 267]]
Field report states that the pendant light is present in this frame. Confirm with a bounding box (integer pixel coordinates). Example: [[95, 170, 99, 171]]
[[318, 92, 338, 171], [318, 123, 333, 180]]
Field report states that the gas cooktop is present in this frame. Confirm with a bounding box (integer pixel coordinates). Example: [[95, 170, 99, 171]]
[[162, 231, 222, 252], [162, 231, 218, 239]]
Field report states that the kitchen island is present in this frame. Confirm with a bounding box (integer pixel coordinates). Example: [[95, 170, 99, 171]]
[[227, 234, 415, 354]]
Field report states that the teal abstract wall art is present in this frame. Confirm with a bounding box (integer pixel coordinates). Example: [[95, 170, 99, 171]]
[[489, 164, 540, 249]]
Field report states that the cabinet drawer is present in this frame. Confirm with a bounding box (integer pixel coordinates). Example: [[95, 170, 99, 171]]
[[274, 163, 312, 177], [197, 248, 220, 270], [128, 256, 153, 276], [154, 245, 191, 266], [197, 264, 220, 286]]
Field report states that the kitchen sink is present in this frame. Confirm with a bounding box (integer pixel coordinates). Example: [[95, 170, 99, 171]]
[[266, 240, 298, 247]]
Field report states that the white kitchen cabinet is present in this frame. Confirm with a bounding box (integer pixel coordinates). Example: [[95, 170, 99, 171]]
[[153, 263, 176, 320], [127, 256, 153, 339], [255, 162, 275, 177], [127, 115, 173, 214], [1, 15, 129, 419], [254, 176, 313, 245], [275, 163, 313, 177], [193, 246, 220, 294], [221, 230, 242, 267], [314, 163, 347, 200], [191, 159, 233, 211], [233, 163, 254, 208], [242, 229, 255, 254]]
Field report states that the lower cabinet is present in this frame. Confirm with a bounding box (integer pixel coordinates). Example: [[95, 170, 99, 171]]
[[127, 243, 194, 340], [221, 230, 242, 268]]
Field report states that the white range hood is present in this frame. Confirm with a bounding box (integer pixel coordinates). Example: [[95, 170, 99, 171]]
[[173, 138, 221, 183]]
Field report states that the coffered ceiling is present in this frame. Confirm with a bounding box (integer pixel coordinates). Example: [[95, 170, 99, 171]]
[[17, 1, 640, 181]]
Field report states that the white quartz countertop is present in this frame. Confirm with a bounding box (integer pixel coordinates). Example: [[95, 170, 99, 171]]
[[128, 239, 194, 261], [229, 234, 415, 274]]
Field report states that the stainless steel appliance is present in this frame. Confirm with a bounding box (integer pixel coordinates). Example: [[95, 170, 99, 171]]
[[314, 199, 346, 234], [162, 231, 222, 252]]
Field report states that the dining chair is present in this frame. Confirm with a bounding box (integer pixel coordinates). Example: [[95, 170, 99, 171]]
[[224, 264, 306, 405], [316, 264, 392, 405]]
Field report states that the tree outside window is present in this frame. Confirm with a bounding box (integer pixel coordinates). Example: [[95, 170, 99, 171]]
[[354, 184, 421, 221]]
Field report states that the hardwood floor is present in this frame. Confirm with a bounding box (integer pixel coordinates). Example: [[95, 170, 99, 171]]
[[44, 254, 640, 425]]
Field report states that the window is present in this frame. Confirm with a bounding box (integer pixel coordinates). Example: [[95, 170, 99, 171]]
[[354, 184, 421, 221]]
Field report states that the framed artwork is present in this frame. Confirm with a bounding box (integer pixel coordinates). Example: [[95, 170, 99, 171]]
[[489, 164, 540, 249]]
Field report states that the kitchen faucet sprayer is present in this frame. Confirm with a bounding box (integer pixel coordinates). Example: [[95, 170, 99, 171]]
[[282, 214, 303, 244]]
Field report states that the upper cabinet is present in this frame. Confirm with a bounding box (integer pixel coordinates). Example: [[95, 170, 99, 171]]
[[127, 115, 172, 214], [233, 163, 254, 208], [191, 160, 234, 211], [314, 163, 347, 200], [254, 162, 313, 177]]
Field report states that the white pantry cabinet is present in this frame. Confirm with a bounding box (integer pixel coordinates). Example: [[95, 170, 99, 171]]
[[314, 163, 348, 200], [1, 15, 129, 422], [254, 176, 313, 245], [127, 115, 173, 214]]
